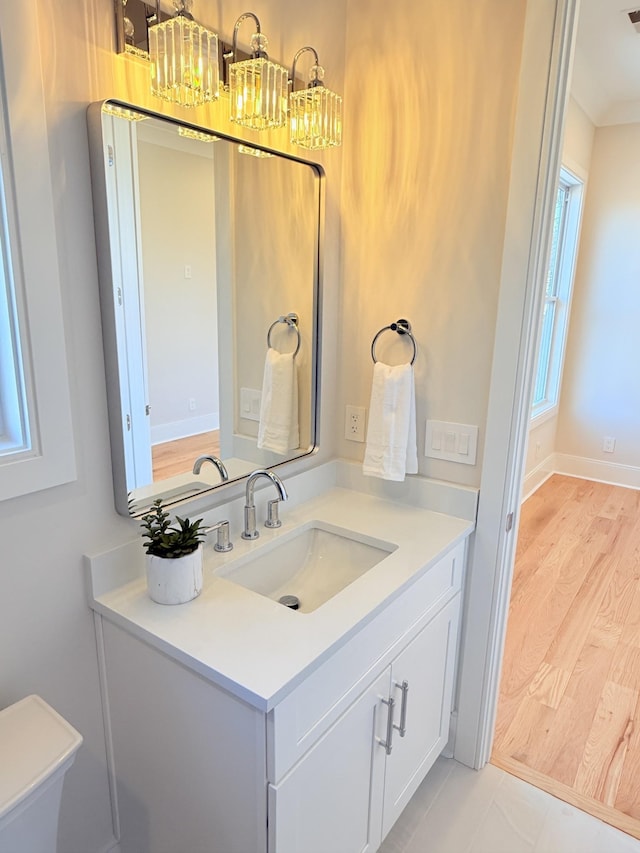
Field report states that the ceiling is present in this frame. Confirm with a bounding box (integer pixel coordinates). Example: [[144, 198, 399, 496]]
[[571, 0, 640, 125]]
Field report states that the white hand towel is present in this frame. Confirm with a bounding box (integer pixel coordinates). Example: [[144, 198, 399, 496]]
[[257, 348, 299, 455], [363, 362, 418, 482]]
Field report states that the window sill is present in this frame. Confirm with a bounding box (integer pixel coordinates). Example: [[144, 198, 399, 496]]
[[530, 404, 558, 428]]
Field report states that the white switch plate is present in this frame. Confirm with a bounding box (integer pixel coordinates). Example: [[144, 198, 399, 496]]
[[240, 387, 261, 422], [425, 420, 479, 465]]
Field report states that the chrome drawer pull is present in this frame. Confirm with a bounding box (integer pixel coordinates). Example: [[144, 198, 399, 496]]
[[394, 680, 409, 737], [377, 696, 395, 755]]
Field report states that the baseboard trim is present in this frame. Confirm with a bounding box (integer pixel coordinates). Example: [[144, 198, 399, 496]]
[[491, 752, 640, 841], [521, 457, 554, 501], [151, 414, 219, 445], [553, 452, 640, 490]]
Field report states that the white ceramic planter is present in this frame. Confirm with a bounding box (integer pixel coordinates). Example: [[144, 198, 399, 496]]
[[145, 545, 203, 605]]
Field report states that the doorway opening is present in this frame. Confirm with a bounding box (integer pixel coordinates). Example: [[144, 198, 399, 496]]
[[489, 3, 640, 834]]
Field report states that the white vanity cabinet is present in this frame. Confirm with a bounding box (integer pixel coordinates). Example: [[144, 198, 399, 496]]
[[268, 596, 460, 853], [95, 538, 467, 853]]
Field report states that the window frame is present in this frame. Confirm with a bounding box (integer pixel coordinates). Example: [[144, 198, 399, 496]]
[[0, 3, 76, 501], [531, 165, 584, 425]]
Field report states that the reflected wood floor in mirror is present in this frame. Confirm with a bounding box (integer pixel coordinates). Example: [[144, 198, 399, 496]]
[[151, 430, 220, 481], [492, 474, 640, 840]]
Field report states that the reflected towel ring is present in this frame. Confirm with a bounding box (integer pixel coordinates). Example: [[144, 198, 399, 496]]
[[371, 319, 417, 365], [267, 312, 301, 358]]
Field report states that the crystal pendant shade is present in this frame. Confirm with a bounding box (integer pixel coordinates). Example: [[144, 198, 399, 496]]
[[289, 86, 342, 150], [229, 57, 289, 129], [149, 15, 219, 108]]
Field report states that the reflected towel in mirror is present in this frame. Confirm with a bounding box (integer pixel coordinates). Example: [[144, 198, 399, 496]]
[[363, 362, 418, 481], [257, 348, 300, 454]]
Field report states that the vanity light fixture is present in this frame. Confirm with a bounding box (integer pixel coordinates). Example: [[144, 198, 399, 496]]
[[226, 13, 289, 130], [237, 144, 274, 158], [148, 0, 219, 108], [289, 46, 342, 150], [178, 126, 219, 142], [101, 103, 148, 122]]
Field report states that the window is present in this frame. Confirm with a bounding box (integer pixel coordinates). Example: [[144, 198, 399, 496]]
[[531, 167, 583, 421], [0, 0, 76, 501], [0, 107, 30, 459]]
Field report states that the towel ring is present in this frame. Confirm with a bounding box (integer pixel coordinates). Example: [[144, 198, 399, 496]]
[[371, 319, 417, 365], [267, 312, 301, 358]]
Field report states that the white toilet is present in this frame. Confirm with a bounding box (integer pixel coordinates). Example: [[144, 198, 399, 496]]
[[0, 695, 83, 853]]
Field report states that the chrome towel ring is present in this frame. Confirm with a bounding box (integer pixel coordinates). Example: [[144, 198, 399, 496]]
[[371, 319, 417, 365], [267, 312, 301, 358]]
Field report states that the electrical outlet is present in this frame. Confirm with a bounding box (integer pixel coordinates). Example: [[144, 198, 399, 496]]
[[345, 405, 366, 442], [188, 397, 196, 412], [603, 436, 616, 453]]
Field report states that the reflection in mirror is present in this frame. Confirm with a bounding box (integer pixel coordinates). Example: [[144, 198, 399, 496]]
[[87, 101, 322, 516]]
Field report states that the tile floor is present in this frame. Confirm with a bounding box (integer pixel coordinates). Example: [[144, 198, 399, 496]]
[[379, 758, 640, 853]]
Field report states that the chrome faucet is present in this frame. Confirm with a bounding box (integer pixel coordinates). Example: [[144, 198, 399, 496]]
[[192, 454, 229, 482], [242, 469, 288, 540]]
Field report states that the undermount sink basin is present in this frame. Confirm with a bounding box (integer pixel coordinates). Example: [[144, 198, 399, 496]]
[[219, 521, 397, 613]]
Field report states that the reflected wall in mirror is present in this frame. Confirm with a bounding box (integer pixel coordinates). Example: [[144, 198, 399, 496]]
[[87, 101, 322, 516]]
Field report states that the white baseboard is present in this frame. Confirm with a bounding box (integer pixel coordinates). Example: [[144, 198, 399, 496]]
[[151, 413, 219, 446], [521, 452, 640, 502], [553, 452, 640, 490], [521, 456, 554, 502]]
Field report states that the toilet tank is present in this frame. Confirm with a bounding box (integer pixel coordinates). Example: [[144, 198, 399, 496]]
[[0, 695, 83, 853]]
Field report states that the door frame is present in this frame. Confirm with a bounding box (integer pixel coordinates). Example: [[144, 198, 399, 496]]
[[453, 0, 581, 769]]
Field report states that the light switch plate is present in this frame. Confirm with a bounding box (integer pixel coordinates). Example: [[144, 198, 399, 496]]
[[240, 387, 261, 422], [425, 420, 479, 465]]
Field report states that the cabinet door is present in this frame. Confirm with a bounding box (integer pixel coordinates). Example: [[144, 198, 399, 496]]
[[268, 670, 389, 853], [382, 595, 460, 838]]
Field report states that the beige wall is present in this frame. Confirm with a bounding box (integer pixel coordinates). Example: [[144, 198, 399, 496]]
[[556, 121, 640, 473], [231, 150, 316, 452], [339, 0, 527, 487]]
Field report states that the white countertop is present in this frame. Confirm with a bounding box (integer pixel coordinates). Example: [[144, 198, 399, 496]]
[[87, 472, 475, 712]]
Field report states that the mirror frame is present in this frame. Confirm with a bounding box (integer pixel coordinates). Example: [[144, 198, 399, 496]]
[[87, 99, 324, 517]]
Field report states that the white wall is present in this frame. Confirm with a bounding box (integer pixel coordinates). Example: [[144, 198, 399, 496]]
[[555, 121, 640, 485], [137, 138, 220, 444], [523, 96, 594, 494]]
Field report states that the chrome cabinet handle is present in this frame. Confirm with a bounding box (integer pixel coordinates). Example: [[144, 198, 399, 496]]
[[377, 696, 395, 755], [393, 680, 409, 737]]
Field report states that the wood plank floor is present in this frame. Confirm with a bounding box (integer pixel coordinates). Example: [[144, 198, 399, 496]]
[[151, 430, 220, 481], [492, 474, 640, 839]]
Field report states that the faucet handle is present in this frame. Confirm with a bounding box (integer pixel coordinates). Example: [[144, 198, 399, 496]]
[[204, 520, 233, 552], [265, 499, 282, 529]]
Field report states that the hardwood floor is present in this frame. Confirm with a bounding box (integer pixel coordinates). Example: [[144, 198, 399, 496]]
[[492, 474, 640, 839], [151, 430, 220, 481]]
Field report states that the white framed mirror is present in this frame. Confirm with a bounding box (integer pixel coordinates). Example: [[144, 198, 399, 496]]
[[87, 100, 322, 516]]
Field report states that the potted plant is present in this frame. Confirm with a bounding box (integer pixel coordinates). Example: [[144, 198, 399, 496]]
[[140, 499, 206, 605]]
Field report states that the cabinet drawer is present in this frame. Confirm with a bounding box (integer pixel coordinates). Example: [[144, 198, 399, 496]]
[[267, 540, 465, 783]]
